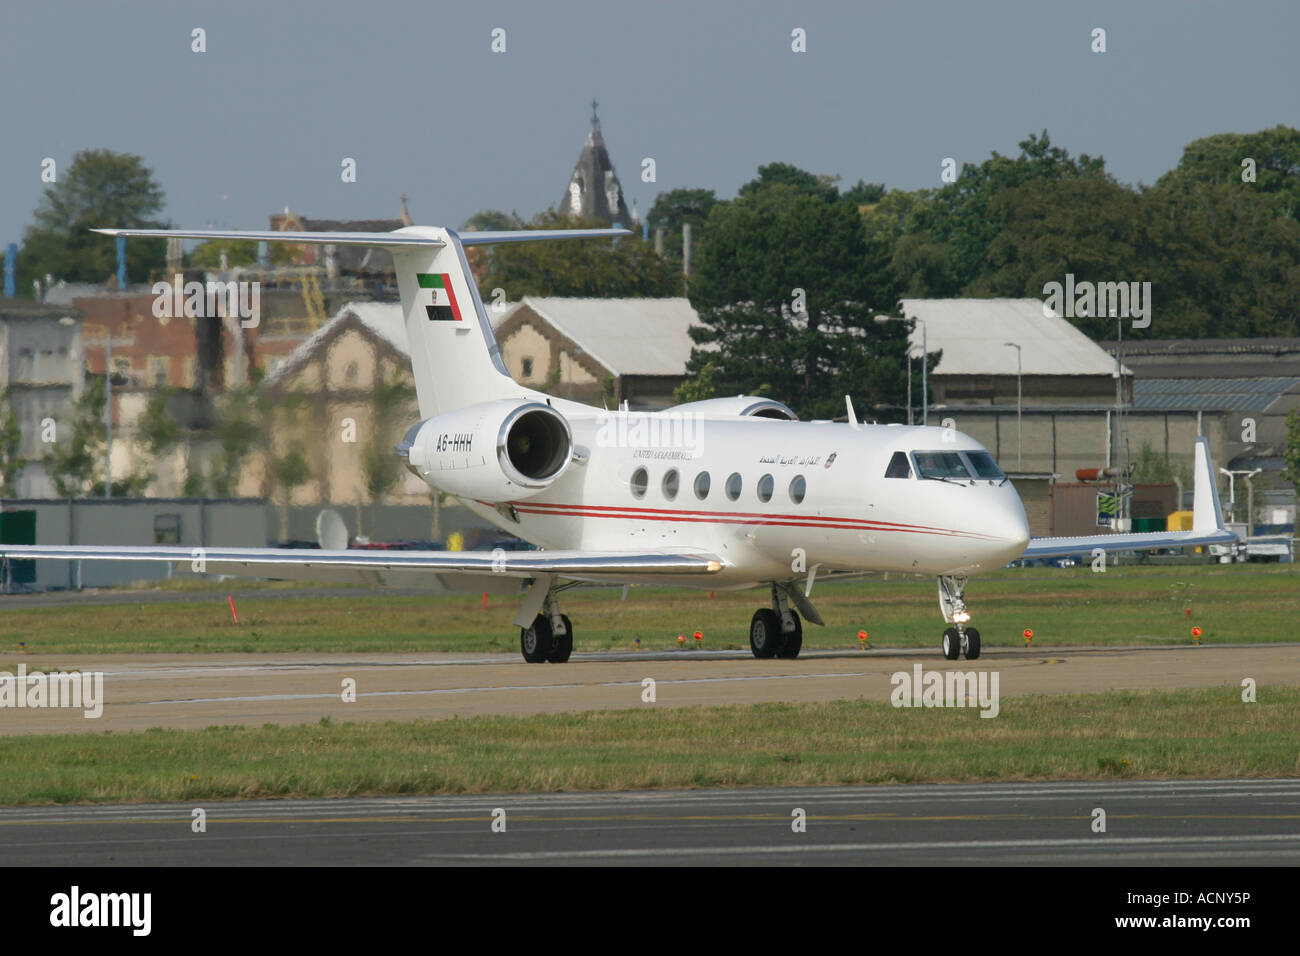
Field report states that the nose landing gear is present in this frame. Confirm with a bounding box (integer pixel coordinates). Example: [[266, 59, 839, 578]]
[[938, 574, 981, 660]]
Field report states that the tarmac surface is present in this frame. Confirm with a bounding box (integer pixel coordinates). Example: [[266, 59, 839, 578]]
[[2, 779, 1296, 865], [0, 642, 1296, 734]]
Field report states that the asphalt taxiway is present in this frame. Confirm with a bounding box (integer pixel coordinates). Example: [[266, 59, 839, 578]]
[[1, 779, 1296, 865], [1, 642, 1296, 734]]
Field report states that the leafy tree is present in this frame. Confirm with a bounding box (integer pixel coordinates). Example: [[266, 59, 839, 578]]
[[737, 162, 840, 203], [687, 173, 912, 420], [646, 188, 719, 272], [0, 390, 23, 497], [17, 149, 167, 293], [362, 375, 417, 526], [481, 210, 678, 300], [672, 360, 721, 404], [189, 239, 258, 270], [44, 377, 106, 496], [1283, 409, 1300, 491], [840, 180, 886, 207], [1156, 125, 1300, 223]]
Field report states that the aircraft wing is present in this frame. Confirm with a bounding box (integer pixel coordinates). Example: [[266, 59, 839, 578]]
[[1020, 436, 1238, 559], [0, 545, 724, 588]]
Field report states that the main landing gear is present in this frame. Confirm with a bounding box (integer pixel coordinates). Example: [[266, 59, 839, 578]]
[[937, 574, 980, 661], [519, 585, 572, 663], [748, 585, 803, 659]]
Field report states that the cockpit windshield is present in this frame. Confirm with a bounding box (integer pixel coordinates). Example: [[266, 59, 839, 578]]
[[964, 451, 1005, 480], [913, 451, 971, 480]]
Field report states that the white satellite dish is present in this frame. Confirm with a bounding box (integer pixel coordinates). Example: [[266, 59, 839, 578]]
[[315, 508, 349, 551]]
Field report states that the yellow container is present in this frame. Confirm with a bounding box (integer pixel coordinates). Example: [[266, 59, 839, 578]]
[[1167, 510, 1194, 532]]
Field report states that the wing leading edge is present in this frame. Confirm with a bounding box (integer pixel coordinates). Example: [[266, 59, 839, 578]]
[[1021, 436, 1237, 559], [0, 545, 724, 586]]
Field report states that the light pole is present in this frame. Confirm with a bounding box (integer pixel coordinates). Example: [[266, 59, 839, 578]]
[[877, 314, 927, 426], [1003, 341, 1021, 471], [1218, 467, 1261, 525]]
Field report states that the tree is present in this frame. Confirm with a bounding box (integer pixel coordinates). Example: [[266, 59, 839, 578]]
[[891, 131, 1111, 295], [686, 171, 911, 420], [189, 239, 258, 270], [44, 377, 105, 496], [0, 390, 24, 497], [480, 210, 679, 300], [361, 375, 417, 529], [1283, 409, 1300, 491], [1156, 125, 1300, 223], [17, 149, 167, 293], [646, 187, 719, 272]]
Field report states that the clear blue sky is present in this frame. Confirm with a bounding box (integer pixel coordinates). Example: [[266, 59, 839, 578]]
[[1, 0, 1296, 245]]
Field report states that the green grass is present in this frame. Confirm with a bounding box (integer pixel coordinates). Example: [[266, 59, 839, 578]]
[[0, 563, 1296, 656], [1, 686, 1295, 805]]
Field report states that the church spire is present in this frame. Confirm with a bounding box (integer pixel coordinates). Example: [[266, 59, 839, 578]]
[[560, 99, 631, 227]]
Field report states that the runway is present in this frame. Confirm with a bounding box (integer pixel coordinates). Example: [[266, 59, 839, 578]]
[[1, 643, 1297, 734], [1, 779, 1296, 865]]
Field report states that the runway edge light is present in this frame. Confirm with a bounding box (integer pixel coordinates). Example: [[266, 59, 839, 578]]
[[1023, 628, 1034, 647], [694, 630, 703, 648], [858, 630, 868, 650], [1192, 626, 1202, 644]]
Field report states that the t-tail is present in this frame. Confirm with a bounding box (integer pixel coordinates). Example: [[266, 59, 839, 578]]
[[93, 224, 629, 418]]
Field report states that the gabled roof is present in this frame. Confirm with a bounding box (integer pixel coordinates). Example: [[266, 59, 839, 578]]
[[502, 297, 700, 377], [262, 301, 406, 389], [898, 298, 1129, 377]]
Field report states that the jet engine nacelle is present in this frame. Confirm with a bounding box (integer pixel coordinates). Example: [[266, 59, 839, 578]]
[[666, 395, 799, 420], [398, 399, 573, 502]]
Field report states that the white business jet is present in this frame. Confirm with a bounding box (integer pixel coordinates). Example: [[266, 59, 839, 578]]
[[1, 225, 1236, 662]]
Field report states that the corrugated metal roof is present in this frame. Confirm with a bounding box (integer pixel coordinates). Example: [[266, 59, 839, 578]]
[[508, 297, 700, 377], [897, 298, 1128, 377], [1132, 376, 1300, 411]]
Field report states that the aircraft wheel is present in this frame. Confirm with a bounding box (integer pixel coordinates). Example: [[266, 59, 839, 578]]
[[521, 615, 555, 663], [776, 610, 803, 659], [964, 627, 981, 660], [547, 614, 573, 663], [749, 608, 784, 659], [941, 627, 961, 661]]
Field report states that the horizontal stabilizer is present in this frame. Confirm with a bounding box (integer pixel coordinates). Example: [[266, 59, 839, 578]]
[[1021, 436, 1237, 559], [92, 228, 444, 249]]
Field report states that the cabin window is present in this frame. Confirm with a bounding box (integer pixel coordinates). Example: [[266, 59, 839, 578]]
[[725, 472, 742, 501], [662, 468, 680, 500], [789, 475, 806, 504], [630, 467, 648, 498], [757, 474, 774, 503], [694, 471, 711, 500], [885, 451, 911, 479]]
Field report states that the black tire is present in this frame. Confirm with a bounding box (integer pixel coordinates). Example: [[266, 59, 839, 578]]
[[548, 614, 573, 663], [750, 608, 784, 659], [941, 627, 961, 661], [964, 627, 981, 660], [520, 614, 555, 663], [776, 610, 803, 659]]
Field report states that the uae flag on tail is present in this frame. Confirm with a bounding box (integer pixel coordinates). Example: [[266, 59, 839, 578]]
[[417, 273, 463, 321]]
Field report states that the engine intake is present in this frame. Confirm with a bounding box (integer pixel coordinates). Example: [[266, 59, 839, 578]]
[[499, 404, 571, 486]]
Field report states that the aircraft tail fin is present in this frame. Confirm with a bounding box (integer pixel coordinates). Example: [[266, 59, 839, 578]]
[[94, 225, 629, 418]]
